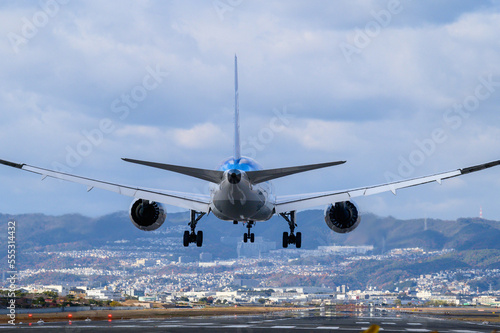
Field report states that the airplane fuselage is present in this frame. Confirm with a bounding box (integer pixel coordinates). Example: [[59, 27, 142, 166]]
[[209, 157, 275, 222]]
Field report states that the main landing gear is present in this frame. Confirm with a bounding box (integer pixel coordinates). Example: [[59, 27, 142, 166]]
[[279, 211, 301, 248], [183, 210, 206, 247], [243, 221, 255, 243]]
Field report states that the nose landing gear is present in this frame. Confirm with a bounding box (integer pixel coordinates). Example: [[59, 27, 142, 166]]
[[243, 221, 255, 243]]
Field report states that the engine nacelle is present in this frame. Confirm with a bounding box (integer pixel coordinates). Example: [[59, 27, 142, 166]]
[[129, 199, 166, 231], [324, 201, 361, 233]]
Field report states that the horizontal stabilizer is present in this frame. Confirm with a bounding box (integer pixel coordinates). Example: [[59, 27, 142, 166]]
[[122, 158, 224, 183], [246, 161, 346, 184]]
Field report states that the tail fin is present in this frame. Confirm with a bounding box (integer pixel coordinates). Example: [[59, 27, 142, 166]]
[[234, 55, 241, 161]]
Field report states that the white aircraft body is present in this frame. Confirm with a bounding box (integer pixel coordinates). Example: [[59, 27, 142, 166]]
[[2, 56, 500, 248]]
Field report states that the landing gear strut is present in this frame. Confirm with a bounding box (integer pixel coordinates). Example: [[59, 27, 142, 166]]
[[183, 210, 206, 247], [243, 221, 255, 243], [279, 211, 301, 248]]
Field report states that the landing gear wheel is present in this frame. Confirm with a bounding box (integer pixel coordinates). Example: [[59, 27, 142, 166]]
[[243, 233, 248, 243], [250, 233, 255, 243], [183, 231, 190, 247], [296, 232, 302, 249], [196, 230, 203, 247], [282, 232, 289, 248]]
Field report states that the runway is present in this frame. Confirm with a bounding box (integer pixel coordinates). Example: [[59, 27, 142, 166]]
[[1, 309, 498, 332]]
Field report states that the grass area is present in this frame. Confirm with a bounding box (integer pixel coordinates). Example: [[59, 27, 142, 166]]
[[394, 307, 500, 323], [1, 306, 291, 324]]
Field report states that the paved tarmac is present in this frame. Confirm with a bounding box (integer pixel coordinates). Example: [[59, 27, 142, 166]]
[[1, 309, 499, 332]]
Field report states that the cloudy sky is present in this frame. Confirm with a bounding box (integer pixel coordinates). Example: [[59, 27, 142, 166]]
[[1, 0, 500, 221]]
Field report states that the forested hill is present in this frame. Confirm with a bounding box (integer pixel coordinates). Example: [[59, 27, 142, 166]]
[[1, 210, 499, 254]]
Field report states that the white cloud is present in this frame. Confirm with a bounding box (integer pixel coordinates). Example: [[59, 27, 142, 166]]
[[1, 1, 500, 219], [282, 119, 367, 152], [173, 122, 227, 149]]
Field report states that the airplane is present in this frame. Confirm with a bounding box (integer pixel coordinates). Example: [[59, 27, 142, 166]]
[[1, 55, 500, 249]]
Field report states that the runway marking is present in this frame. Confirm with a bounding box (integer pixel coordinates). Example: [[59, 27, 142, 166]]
[[361, 328, 384, 331], [382, 322, 396, 325], [404, 329, 430, 332], [189, 323, 214, 325], [224, 325, 251, 328], [157, 325, 182, 328], [407, 323, 423, 325], [316, 326, 340, 330], [315, 327, 340, 330], [356, 322, 371, 324], [271, 326, 296, 329]]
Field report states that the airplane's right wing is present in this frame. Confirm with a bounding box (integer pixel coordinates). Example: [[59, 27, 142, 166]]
[[275, 159, 500, 214], [0, 159, 211, 212]]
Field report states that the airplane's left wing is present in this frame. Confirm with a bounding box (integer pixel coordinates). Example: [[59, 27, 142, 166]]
[[275, 159, 500, 213], [0, 159, 211, 212]]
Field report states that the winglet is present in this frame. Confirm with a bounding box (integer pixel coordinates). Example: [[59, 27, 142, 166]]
[[234, 54, 241, 161], [0, 158, 24, 169], [460, 160, 500, 174]]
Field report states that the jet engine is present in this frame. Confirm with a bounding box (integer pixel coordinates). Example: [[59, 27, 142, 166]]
[[324, 201, 361, 233], [129, 198, 166, 231]]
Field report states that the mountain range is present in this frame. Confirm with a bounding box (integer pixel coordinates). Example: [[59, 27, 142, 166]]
[[1, 210, 499, 290], [1, 209, 499, 254]]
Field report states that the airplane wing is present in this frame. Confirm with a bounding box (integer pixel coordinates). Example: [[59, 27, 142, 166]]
[[0, 159, 211, 212], [274, 159, 500, 214]]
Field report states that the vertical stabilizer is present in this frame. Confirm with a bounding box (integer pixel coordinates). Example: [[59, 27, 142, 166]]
[[234, 55, 241, 161]]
